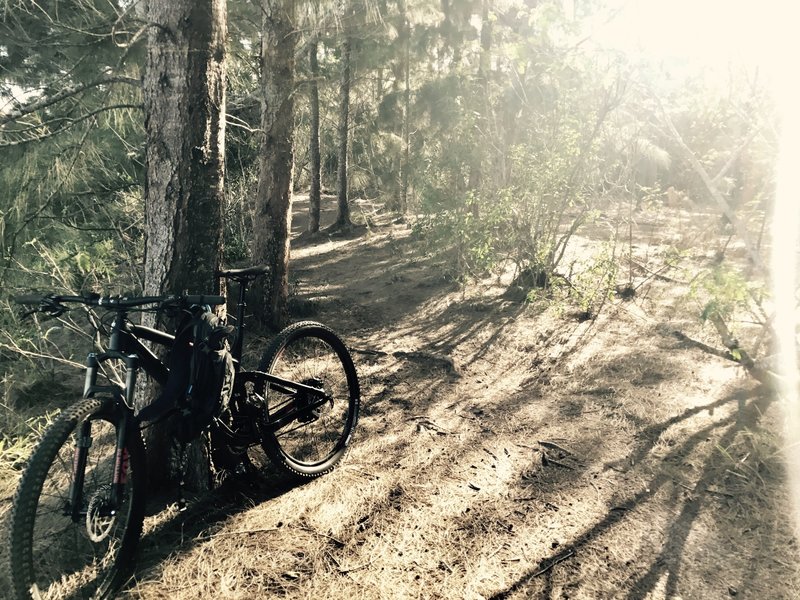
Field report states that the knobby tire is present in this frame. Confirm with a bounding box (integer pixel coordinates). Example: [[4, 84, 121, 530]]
[[258, 321, 360, 478], [7, 398, 146, 600]]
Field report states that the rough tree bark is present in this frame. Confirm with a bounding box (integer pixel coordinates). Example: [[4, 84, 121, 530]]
[[308, 34, 322, 234], [140, 0, 226, 488], [333, 35, 353, 230], [252, 0, 296, 330]]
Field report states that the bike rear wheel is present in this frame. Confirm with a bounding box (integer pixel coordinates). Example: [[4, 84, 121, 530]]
[[258, 321, 360, 478], [7, 398, 146, 600]]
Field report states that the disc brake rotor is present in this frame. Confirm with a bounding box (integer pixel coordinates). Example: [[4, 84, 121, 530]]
[[86, 485, 116, 543], [296, 378, 327, 423]]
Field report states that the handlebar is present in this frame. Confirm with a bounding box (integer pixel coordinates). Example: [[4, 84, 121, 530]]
[[14, 294, 49, 305], [12, 293, 226, 315]]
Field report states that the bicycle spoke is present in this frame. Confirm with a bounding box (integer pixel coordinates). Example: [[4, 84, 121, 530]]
[[258, 323, 359, 477]]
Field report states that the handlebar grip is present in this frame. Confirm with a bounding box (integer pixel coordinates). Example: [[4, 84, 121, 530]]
[[184, 295, 226, 306], [13, 294, 45, 305]]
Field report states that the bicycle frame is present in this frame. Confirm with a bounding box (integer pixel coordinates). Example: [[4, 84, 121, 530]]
[[221, 274, 334, 431], [65, 282, 332, 521], [70, 313, 169, 521]]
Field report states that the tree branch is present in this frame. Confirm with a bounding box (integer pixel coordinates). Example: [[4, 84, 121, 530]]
[[0, 104, 143, 147], [657, 101, 765, 272], [711, 124, 761, 186], [0, 76, 140, 125], [672, 325, 772, 385], [0, 338, 85, 370]]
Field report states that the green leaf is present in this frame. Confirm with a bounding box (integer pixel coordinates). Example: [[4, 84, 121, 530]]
[[700, 302, 717, 322], [76, 252, 91, 274]]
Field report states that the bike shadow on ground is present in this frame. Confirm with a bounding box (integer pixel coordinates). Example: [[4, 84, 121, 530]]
[[126, 466, 306, 593]]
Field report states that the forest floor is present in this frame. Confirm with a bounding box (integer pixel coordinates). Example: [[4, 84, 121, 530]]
[[3, 196, 799, 599]]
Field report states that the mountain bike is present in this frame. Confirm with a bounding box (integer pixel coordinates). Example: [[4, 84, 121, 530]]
[[6, 265, 360, 600]]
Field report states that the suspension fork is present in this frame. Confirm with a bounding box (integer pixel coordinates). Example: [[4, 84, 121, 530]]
[[111, 415, 130, 509], [111, 357, 139, 507], [69, 418, 93, 521], [68, 353, 100, 521], [68, 352, 138, 520], [68, 415, 132, 521]]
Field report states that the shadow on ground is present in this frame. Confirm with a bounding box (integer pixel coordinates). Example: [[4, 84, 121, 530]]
[[488, 383, 779, 599], [126, 469, 303, 594]]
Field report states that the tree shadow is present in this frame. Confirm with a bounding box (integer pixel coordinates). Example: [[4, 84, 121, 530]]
[[487, 384, 774, 599], [287, 221, 630, 381], [266, 214, 793, 597], [288, 231, 452, 332]]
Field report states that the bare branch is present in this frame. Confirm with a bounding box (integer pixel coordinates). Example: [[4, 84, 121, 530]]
[[656, 100, 765, 272], [225, 113, 261, 133], [0, 338, 84, 370], [711, 124, 762, 186]]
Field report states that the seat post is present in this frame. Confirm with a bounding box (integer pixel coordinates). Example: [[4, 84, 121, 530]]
[[232, 278, 249, 363], [216, 265, 269, 364]]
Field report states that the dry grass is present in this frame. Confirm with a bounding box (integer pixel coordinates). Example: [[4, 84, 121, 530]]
[[2, 201, 798, 599]]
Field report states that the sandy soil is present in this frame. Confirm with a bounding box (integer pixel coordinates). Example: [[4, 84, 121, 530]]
[[124, 197, 800, 599]]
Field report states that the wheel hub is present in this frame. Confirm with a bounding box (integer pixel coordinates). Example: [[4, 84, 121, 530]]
[[86, 486, 117, 543], [296, 378, 326, 423]]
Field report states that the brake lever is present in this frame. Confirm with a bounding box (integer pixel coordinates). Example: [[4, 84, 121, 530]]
[[14, 294, 66, 320], [17, 306, 63, 321], [40, 297, 67, 318], [47, 305, 67, 318]]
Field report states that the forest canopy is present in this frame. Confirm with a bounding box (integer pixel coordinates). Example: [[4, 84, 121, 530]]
[[0, 0, 783, 390]]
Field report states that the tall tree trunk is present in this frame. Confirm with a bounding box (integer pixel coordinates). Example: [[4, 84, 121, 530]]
[[441, 0, 463, 69], [334, 35, 352, 229], [141, 0, 227, 488], [400, 11, 411, 215], [479, 0, 492, 79], [253, 0, 296, 329], [308, 34, 322, 234], [469, 0, 492, 216]]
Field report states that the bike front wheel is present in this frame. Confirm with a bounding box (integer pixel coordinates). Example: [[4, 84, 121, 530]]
[[7, 397, 146, 600], [258, 321, 360, 478]]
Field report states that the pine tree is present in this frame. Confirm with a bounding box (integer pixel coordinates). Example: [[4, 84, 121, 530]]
[[140, 0, 227, 488], [308, 33, 323, 233], [333, 32, 354, 230], [252, 0, 296, 329]]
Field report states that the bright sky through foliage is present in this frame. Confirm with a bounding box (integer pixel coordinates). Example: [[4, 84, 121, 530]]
[[591, 0, 785, 69], [596, 0, 800, 539], [592, 0, 800, 536]]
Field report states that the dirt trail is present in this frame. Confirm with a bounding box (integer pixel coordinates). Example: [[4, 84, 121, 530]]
[[122, 198, 800, 599], [2, 196, 795, 599]]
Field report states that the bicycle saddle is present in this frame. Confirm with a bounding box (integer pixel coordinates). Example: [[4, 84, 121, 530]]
[[215, 265, 270, 281]]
